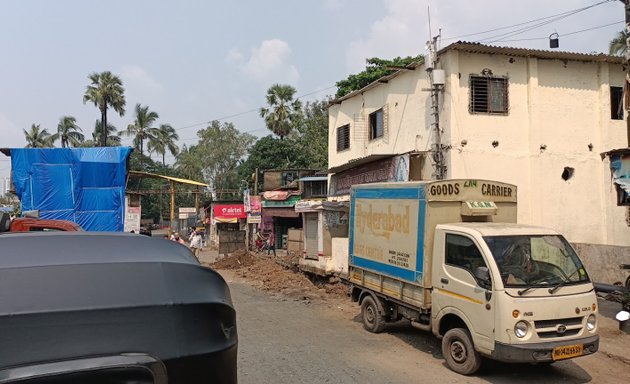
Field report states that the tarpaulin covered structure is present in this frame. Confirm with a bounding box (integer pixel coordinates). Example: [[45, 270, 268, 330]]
[[6, 147, 132, 231]]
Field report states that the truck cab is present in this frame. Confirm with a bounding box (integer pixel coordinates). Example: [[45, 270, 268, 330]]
[[0, 212, 83, 233], [432, 223, 598, 372]]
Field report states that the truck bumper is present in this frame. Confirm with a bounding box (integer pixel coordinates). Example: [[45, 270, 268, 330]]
[[490, 335, 599, 363]]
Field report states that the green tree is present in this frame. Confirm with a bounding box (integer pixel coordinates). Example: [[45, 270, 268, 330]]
[[610, 31, 627, 56], [260, 84, 302, 139], [23, 124, 57, 148], [237, 135, 310, 191], [175, 144, 204, 181], [83, 71, 126, 147], [335, 56, 423, 98], [295, 99, 329, 170], [92, 120, 121, 146], [195, 120, 255, 197], [56, 116, 84, 148], [122, 103, 159, 157], [148, 124, 180, 166]]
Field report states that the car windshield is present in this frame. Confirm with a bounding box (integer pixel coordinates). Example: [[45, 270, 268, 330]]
[[483, 235, 590, 288]]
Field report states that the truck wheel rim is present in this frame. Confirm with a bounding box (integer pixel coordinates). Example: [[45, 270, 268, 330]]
[[365, 306, 375, 324], [450, 340, 467, 363]]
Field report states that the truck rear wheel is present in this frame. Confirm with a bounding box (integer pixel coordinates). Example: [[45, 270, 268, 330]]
[[442, 328, 481, 375], [361, 296, 385, 333]]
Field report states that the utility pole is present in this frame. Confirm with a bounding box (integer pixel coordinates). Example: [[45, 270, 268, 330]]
[[427, 34, 447, 180]]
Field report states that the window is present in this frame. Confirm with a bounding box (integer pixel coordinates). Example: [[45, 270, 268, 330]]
[[445, 234, 488, 283], [369, 109, 384, 140], [303, 180, 327, 198], [611, 86, 623, 120], [469, 75, 509, 114], [337, 124, 350, 151]]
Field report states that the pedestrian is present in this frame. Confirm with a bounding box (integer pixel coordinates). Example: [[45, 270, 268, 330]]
[[172, 232, 186, 245], [189, 229, 203, 258], [266, 231, 276, 257]]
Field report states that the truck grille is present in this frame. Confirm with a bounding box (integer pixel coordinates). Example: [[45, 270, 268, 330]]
[[534, 316, 583, 338]]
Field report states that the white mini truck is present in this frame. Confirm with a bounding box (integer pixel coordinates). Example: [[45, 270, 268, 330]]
[[348, 180, 598, 375]]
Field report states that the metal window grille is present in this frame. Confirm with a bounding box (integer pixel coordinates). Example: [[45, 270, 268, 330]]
[[337, 124, 350, 151], [469, 75, 509, 114]]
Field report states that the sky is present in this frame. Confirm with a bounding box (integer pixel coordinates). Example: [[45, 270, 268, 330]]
[[0, 0, 623, 179]]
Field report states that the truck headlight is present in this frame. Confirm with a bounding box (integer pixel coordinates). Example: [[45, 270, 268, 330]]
[[586, 314, 596, 331], [514, 320, 529, 338]]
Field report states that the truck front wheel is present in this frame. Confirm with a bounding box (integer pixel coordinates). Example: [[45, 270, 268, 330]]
[[361, 296, 385, 333], [442, 328, 481, 375]]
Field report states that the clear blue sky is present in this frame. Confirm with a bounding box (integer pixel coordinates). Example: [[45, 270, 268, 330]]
[[0, 0, 622, 178]]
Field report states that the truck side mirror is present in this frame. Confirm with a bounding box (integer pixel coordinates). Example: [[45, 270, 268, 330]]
[[474, 266, 491, 287]]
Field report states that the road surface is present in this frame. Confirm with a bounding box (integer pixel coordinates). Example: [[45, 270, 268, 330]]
[[219, 270, 630, 384]]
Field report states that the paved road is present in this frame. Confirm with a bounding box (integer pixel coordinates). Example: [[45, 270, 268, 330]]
[[220, 270, 630, 384]]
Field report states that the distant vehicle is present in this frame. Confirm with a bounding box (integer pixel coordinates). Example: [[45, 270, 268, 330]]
[[0, 232, 237, 383], [0, 212, 83, 232]]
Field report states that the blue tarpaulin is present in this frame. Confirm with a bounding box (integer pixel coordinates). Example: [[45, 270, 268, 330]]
[[9, 147, 132, 231]]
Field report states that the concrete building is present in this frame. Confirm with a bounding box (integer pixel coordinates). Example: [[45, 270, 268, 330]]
[[328, 42, 629, 283]]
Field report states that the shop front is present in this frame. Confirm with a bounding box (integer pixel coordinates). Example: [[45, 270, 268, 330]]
[[212, 203, 247, 255], [261, 194, 302, 250]]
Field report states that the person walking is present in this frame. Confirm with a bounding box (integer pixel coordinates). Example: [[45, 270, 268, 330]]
[[266, 231, 276, 257], [189, 229, 203, 258]]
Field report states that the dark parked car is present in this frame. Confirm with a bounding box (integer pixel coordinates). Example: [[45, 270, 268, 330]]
[[0, 232, 237, 384]]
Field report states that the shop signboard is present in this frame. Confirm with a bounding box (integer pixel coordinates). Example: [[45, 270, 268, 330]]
[[329, 154, 409, 196]]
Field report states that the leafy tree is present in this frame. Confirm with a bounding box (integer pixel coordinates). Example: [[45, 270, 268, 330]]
[[23, 124, 57, 148], [56, 116, 84, 148], [260, 84, 302, 139], [195, 120, 255, 198], [175, 144, 204, 181], [237, 135, 310, 191], [83, 71, 126, 147], [92, 120, 121, 146], [335, 56, 423, 98], [610, 31, 627, 56], [122, 103, 159, 157], [295, 99, 329, 170], [148, 124, 179, 166]]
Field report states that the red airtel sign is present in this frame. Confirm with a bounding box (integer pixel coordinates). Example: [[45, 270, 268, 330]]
[[213, 204, 246, 219]]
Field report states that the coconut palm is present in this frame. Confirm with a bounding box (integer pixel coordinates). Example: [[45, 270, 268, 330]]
[[56, 116, 84, 148], [83, 71, 126, 147], [259, 84, 302, 139], [122, 103, 159, 156], [23, 124, 57, 148], [92, 120, 121, 146], [610, 31, 627, 56], [148, 124, 180, 166]]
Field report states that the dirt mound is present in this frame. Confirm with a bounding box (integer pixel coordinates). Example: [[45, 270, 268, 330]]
[[211, 249, 256, 269], [211, 252, 348, 301]]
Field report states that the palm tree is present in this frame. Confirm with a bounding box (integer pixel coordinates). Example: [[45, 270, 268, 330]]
[[148, 124, 180, 166], [259, 84, 302, 139], [92, 120, 121, 146], [122, 103, 159, 156], [610, 31, 627, 56], [23, 124, 57, 148], [57, 116, 84, 148], [83, 71, 126, 147]]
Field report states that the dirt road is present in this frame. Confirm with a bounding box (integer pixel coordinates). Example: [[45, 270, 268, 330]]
[[219, 269, 630, 384]]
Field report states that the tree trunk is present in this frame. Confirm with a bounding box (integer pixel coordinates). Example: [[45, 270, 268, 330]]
[[163, 153, 166, 167], [100, 108, 108, 147]]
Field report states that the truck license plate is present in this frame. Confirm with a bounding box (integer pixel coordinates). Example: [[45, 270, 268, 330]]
[[552, 344, 583, 360]]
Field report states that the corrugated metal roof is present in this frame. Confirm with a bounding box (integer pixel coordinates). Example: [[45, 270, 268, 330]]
[[329, 41, 622, 105], [441, 41, 623, 64]]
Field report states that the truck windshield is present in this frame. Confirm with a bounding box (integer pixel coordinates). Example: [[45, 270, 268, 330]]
[[483, 235, 590, 288]]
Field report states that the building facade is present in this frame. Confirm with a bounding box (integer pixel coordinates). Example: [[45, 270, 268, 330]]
[[328, 42, 629, 280]]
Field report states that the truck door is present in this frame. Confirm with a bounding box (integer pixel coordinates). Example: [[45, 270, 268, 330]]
[[433, 232, 495, 352]]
